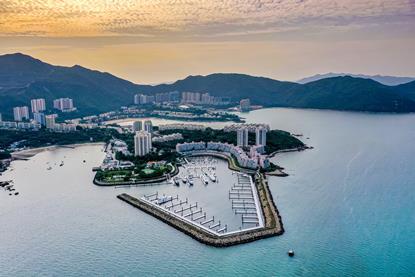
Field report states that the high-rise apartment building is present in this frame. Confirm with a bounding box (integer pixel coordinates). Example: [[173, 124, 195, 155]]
[[144, 120, 153, 133], [239, 99, 251, 112], [134, 131, 152, 157], [53, 98, 75, 112], [255, 127, 267, 146], [31, 98, 46, 113], [132, 121, 143, 132], [237, 128, 249, 147], [13, 106, 29, 121], [33, 112, 46, 126]]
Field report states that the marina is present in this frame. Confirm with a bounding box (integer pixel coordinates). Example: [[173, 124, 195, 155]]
[[117, 155, 275, 246]]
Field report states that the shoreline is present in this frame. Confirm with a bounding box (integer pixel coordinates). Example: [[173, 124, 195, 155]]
[[11, 142, 105, 160]]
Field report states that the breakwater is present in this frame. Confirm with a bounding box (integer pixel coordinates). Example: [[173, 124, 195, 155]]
[[117, 173, 283, 247]]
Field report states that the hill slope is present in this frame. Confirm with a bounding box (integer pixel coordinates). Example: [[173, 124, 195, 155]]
[[0, 53, 138, 118], [1, 53, 415, 118]]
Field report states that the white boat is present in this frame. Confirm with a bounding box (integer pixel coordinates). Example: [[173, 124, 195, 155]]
[[157, 195, 173, 205], [188, 175, 194, 186], [47, 166, 52, 170], [173, 177, 180, 186], [200, 174, 209, 185]]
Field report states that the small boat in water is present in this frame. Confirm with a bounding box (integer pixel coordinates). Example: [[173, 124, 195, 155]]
[[187, 175, 194, 186], [200, 174, 209, 185], [173, 177, 180, 186], [59, 161, 64, 167], [47, 166, 52, 170]]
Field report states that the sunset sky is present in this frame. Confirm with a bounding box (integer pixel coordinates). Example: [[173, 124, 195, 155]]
[[1, 0, 414, 84]]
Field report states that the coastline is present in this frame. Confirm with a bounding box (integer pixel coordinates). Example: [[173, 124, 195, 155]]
[[11, 142, 105, 160]]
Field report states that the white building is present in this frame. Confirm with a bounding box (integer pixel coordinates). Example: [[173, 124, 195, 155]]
[[132, 121, 142, 132], [239, 99, 251, 112], [134, 131, 152, 157], [176, 141, 206, 152], [255, 127, 267, 146], [53, 98, 75, 112], [0, 121, 17, 129], [134, 94, 155, 105], [33, 112, 46, 126], [45, 114, 57, 129], [158, 123, 206, 131], [13, 106, 29, 121], [237, 128, 249, 147], [17, 122, 41, 130], [152, 133, 183, 143], [31, 98, 46, 113], [144, 120, 153, 133], [52, 123, 77, 132]]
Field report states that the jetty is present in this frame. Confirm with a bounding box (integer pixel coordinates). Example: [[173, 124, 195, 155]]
[[117, 172, 284, 247]]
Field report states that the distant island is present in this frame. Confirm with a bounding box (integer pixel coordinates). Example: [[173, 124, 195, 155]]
[[1, 53, 415, 118]]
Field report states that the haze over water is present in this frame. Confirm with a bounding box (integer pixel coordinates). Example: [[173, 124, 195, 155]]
[[1, 108, 414, 276]]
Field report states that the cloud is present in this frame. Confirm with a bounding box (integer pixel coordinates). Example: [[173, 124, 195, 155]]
[[0, 0, 414, 39]]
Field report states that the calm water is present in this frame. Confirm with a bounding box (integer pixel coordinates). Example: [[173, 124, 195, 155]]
[[1, 108, 415, 276]]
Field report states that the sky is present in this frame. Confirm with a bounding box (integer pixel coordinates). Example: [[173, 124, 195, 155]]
[[0, 0, 414, 84]]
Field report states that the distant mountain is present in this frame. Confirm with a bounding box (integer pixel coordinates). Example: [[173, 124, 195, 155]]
[[298, 73, 415, 86], [140, 75, 415, 113], [136, 73, 300, 105], [1, 53, 415, 119]]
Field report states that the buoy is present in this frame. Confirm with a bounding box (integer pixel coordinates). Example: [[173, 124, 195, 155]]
[[288, 250, 294, 257]]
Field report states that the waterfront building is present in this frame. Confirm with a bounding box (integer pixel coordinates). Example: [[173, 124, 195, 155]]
[[132, 121, 143, 132], [33, 112, 46, 126], [134, 131, 152, 157], [237, 128, 249, 147], [176, 141, 206, 152], [144, 120, 153, 133], [45, 114, 57, 129], [13, 106, 29, 121], [30, 98, 46, 113], [53, 98, 75, 112], [239, 99, 251, 112], [256, 127, 267, 146]]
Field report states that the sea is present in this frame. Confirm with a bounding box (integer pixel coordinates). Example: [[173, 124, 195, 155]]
[[1, 108, 414, 276]]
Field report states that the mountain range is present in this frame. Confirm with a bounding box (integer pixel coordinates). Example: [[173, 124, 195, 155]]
[[297, 73, 415, 86], [1, 53, 415, 119]]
